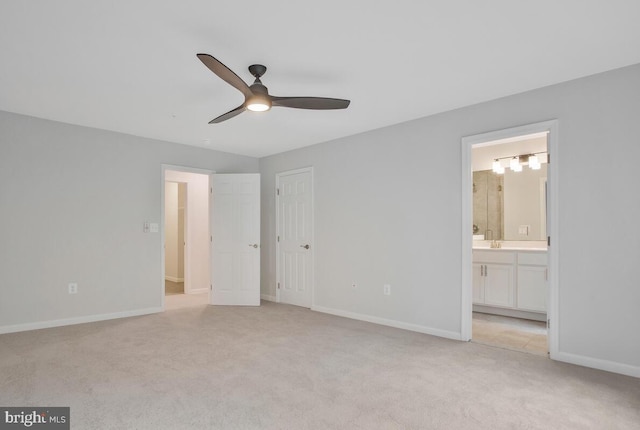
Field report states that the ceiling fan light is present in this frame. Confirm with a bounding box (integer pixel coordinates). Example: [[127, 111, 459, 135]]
[[247, 102, 270, 112], [246, 91, 272, 112]]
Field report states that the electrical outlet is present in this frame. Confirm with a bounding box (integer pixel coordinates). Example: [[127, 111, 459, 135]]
[[383, 284, 391, 295], [68, 283, 78, 294]]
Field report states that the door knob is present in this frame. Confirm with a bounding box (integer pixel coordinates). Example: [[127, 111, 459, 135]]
[[300, 244, 310, 249], [249, 244, 259, 248]]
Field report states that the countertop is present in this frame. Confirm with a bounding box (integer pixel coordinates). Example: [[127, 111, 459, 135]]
[[473, 247, 547, 252]]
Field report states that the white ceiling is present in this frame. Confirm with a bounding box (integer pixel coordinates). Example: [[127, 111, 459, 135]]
[[1, 1, 640, 158]]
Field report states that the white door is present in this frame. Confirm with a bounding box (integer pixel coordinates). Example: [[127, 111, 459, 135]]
[[277, 168, 313, 307], [210, 174, 260, 306]]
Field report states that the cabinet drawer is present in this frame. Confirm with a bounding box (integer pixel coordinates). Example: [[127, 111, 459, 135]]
[[473, 250, 515, 264], [518, 252, 547, 266]]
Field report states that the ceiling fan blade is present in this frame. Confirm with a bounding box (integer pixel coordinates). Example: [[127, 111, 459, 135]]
[[197, 53, 253, 99], [209, 104, 246, 124], [270, 96, 350, 110]]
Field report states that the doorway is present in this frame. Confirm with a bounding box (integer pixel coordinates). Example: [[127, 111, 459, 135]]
[[164, 181, 186, 295], [276, 167, 314, 308], [162, 166, 212, 310], [461, 121, 559, 358]]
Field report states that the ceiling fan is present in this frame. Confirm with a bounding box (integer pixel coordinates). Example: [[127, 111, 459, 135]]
[[197, 53, 350, 124]]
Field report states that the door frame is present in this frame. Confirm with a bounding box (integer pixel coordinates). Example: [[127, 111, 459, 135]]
[[160, 164, 214, 311], [460, 120, 559, 359], [275, 166, 315, 307]]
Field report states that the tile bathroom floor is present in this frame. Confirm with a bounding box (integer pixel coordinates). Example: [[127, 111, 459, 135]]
[[472, 312, 548, 356]]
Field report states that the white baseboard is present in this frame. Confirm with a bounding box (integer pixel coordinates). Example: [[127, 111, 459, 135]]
[[187, 288, 208, 294], [473, 304, 546, 322], [261, 294, 277, 302], [165, 276, 184, 283], [0, 307, 163, 335], [554, 351, 640, 379], [311, 305, 463, 341]]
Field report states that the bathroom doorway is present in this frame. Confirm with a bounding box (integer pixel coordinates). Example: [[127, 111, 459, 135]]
[[461, 121, 559, 358]]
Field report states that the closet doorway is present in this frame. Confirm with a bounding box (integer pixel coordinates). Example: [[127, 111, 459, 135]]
[[162, 167, 212, 310], [164, 181, 186, 296]]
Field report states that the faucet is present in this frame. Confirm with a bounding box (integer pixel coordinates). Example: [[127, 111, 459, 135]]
[[490, 240, 502, 249]]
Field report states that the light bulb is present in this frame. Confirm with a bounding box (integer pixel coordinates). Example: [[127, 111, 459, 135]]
[[510, 157, 522, 172], [492, 159, 501, 173], [529, 154, 541, 170]]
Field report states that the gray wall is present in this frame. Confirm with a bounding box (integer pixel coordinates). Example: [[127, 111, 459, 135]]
[[260, 63, 640, 372], [0, 111, 258, 328]]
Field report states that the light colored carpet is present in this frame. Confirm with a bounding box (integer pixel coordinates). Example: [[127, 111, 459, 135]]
[[1, 302, 639, 429], [472, 312, 548, 356]]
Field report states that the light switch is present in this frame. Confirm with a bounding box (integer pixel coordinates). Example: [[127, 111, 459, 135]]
[[518, 225, 530, 235], [149, 223, 159, 233]]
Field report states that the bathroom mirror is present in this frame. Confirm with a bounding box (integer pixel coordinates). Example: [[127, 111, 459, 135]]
[[473, 164, 547, 241]]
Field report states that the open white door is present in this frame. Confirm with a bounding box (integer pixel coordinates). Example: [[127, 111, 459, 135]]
[[210, 174, 260, 306]]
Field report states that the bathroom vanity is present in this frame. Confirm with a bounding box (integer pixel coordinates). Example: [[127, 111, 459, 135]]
[[472, 247, 547, 322]]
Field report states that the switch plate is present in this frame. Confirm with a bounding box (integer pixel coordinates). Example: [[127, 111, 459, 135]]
[[383, 284, 391, 295], [518, 225, 530, 235], [68, 283, 78, 294]]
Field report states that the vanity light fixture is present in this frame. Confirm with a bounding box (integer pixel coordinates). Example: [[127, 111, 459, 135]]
[[491, 152, 546, 173]]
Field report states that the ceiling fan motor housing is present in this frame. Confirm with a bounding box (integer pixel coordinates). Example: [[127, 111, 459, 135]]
[[248, 64, 267, 79], [247, 81, 271, 111]]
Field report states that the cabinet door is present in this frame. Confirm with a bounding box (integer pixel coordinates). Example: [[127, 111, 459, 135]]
[[472, 263, 484, 304], [484, 264, 514, 308], [517, 266, 547, 312]]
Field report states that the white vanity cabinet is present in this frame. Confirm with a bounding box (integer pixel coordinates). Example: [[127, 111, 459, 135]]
[[516, 252, 548, 312], [472, 251, 515, 309], [473, 249, 547, 317]]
